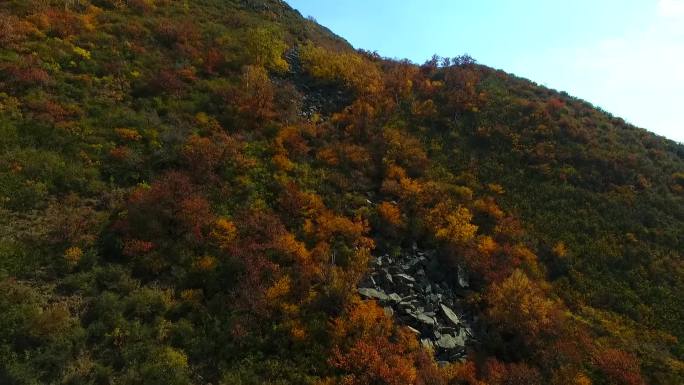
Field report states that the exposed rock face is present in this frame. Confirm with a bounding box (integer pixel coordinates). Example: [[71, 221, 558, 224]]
[[358, 247, 474, 362]]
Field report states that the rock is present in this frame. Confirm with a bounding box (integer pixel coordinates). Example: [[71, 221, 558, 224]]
[[401, 294, 418, 301], [410, 312, 436, 327], [457, 265, 469, 288], [388, 293, 402, 303], [395, 273, 416, 283], [434, 334, 465, 350], [440, 304, 461, 327], [399, 302, 417, 314], [357, 247, 474, 363], [358, 288, 388, 301]]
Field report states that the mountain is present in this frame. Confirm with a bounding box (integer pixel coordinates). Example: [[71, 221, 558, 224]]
[[1, 0, 683, 384]]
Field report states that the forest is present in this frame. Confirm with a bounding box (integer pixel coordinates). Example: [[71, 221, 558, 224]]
[[0, 0, 683, 384]]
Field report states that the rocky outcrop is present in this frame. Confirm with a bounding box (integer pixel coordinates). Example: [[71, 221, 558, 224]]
[[358, 247, 474, 362]]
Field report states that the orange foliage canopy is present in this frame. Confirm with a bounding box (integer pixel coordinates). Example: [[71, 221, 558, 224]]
[[593, 348, 646, 385], [486, 269, 562, 340], [326, 300, 420, 385]]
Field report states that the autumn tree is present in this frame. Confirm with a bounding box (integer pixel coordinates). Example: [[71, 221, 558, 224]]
[[243, 27, 289, 73], [484, 358, 543, 385], [325, 300, 420, 385], [230, 65, 277, 126], [382, 127, 429, 176], [486, 269, 563, 346], [299, 42, 383, 96], [593, 349, 645, 385], [427, 202, 478, 245]]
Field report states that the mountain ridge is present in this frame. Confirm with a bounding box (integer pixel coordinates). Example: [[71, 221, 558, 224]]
[[0, 1, 682, 384]]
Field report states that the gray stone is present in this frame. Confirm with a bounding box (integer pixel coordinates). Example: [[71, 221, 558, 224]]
[[388, 293, 402, 303], [395, 273, 416, 283], [384, 272, 394, 284], [434, 334, 465, 350], [410, 312, 436, 327], [358, 288, 388, 301], [401, 294, 418, 301], [457, 265, 469, 288], [440, 304, 461, 327], [358, 248, 474, 363], [399, 302, 417, 313]]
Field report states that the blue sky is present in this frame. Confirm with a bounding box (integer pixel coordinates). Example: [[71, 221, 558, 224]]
[[286, 0, 684, 143]]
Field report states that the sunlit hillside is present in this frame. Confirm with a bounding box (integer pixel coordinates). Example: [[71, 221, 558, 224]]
[[1, 1, 683, 384]]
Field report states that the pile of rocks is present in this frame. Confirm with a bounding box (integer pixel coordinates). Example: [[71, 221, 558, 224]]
[[358, 247, 474, 362]]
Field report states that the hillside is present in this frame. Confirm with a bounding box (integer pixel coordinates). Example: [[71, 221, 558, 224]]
[[1, 0, 683, 384]]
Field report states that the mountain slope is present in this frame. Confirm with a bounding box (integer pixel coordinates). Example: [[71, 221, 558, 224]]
[[0, 1, 682, 384]]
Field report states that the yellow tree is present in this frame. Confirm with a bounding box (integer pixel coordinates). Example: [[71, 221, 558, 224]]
[[486, 269, 562, 340]]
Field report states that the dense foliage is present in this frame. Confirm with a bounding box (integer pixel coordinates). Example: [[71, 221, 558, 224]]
[[1, 0, 683, 384]]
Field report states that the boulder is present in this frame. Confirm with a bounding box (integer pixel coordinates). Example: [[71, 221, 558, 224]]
[[457, 265, 469, 288], [410, 312, 436, 327], [358, 287, 388, 301], [434, 333, 465, 350], [388, 293, 402, 303], [357, 247, 474, 363], [395, 273, 416, 283], [440, 304, 461, 327]]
